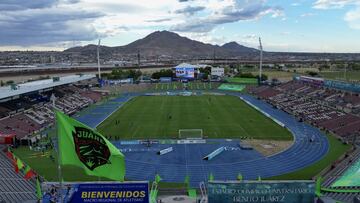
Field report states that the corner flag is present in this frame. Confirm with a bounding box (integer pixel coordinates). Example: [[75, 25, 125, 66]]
[[237, 173, 243, 181], [56, 110, 125, 181], [209, 173, 214, 181], [155, 174, 162, 183], [36, 177, 42, 200]]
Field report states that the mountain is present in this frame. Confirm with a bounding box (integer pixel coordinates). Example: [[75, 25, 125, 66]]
[[222, 41, 258, 53], [64, 30, 258, 58]]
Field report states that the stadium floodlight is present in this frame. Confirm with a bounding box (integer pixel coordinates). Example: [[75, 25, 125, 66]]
[[259, 37, 263, 83], [97, 39, 101, 79], [50, 93, 56, 109], [179, 129, 203, 139]]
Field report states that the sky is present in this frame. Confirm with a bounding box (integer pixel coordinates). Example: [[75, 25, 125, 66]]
[[0, 0, 360, 52]]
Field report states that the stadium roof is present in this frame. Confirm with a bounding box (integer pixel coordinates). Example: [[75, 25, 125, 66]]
[[174, 63, 211, 69], [0, 74, 95, 100]]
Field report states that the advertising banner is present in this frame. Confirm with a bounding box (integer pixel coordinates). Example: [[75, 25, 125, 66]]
[[211, 67, 224, 77], [176, 67, 195, 78], [208, 181, 315, 203], [42, 181, 149, 203], [324, 80, 360, 93]]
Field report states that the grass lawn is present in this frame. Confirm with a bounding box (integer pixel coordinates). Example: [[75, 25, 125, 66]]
[[239, 69, 294, 81], [267, 134, 351, 180], [12, 147, 110, 182], [218, 84, 246, 91], [96, 95, 292, 140], [226, 77, 258, 84], [320, 71, 360, 82]]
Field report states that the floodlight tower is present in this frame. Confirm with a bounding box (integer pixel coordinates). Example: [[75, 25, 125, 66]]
[[259, 37, 263, 83], [137, 50, 140, 71], [97, 39, 101, 79]]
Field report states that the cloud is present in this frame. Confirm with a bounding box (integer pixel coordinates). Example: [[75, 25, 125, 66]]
[[174, 6, 205, 15], [313, 0, 359, 9], [313, 0, 360, 30], [171, 0, 284, 33], [145, 18, 173, 23], [0, 0, 57, 11], [0, 0, 286, 47], [345, 6, 360, 29], [0, 0, 103, 46], [301, 13, 316, 17], [0, 0, 80, 11], [180, 32, 227, 45], [280, 31, 291, 35]]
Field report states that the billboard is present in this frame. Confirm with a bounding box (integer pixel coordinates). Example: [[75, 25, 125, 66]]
[[324, 80, 360, 93], [299, 76, 324, 86], [211, 67, 225, 77], [176, 67, 195, 78], [208, 181, 315, 203], [42, 181, 149, 203]]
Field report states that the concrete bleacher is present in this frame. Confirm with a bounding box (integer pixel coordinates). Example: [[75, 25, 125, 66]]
[[0, 84, 105, 142], [0, 75, 95, 100], [0, 147, 37, 203], [250, 80, 360, 141], [322, 149, 360, 203]]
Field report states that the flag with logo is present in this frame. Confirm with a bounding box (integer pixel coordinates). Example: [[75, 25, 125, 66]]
[[56, 110, 125, 181], [6, 150, 13, 160], [209, 173, 214, 181], [17, 158, 24, 170], [155, 174, 162, 184], [13, 159, 19, 173], [184, 175, 190, 188], [237, 173, 243, 181], [24, 165, 36, 180], [36, 177, 42, 200]]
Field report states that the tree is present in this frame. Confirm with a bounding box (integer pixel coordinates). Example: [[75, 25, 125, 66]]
[[199, 66, 211, 75], [257, 74, 268, 81], [128, 70, 142, 80], [0, 80, 3, 87], [6, 80, 14, 85], [151, 69, 173, 79], [106, 69, 142, 80], [306, 71, 318, 77]]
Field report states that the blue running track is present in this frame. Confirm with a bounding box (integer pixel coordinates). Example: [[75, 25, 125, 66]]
[[76, 92, 329, 186]]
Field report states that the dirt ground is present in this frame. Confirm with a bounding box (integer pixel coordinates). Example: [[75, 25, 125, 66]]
[[242, 139, 293, 156]]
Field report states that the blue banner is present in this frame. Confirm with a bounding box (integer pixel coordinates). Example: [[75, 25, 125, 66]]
[[42, 181, 149, 203], [176, 67, 195, 78], [324, 80, 360, 93], [208, 181, 315, 203]]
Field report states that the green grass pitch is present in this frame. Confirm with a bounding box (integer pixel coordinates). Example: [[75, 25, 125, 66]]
[[12, 96, 350, 182], [96, 95, 292, 140]]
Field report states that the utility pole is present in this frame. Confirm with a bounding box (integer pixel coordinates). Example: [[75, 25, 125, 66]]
[[137, 50, 140, 71], [213, 49, 216, 66], [259, 37, 263, 84], [97, 39, 101, 79]]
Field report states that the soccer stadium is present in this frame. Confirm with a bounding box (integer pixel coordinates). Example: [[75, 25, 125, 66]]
[[0, 66, 360, 203], [1, 1, 360, 202]]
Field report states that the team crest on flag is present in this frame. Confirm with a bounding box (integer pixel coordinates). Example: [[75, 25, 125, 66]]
[[72, 126, 111, 170]]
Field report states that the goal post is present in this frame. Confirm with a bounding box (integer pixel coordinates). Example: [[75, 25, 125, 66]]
[[178, 129, 203, 139]]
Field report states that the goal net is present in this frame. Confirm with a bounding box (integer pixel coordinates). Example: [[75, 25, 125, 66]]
[[178, 129, 203, 139]]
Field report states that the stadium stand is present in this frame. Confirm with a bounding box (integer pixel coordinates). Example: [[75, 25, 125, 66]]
[[0, 147, 37, 203], [321, 149, 360, 203], [249, 80, 360, 142], [248, 79, 360, 203], [0, 76, 106, 202], [96, 81, 221, 94], [0, 75, 103, 144]]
